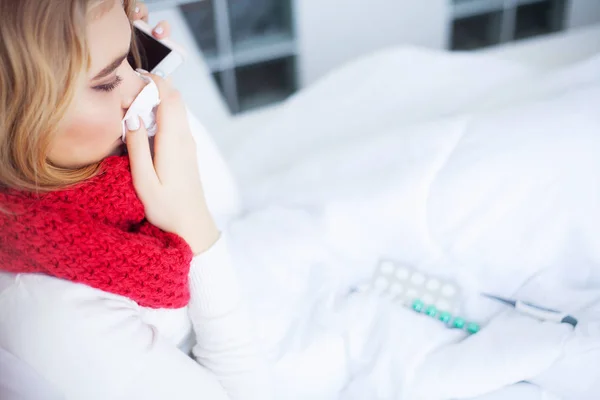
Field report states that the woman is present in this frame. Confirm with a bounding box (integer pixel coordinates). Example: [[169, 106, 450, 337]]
[[0, 1, 272, 399]]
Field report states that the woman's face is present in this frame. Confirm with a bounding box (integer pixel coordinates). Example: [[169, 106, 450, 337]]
[[48, 0, 146, 168]]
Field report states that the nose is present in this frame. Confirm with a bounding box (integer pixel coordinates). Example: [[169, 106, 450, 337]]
[[121, 67, 148, 111]]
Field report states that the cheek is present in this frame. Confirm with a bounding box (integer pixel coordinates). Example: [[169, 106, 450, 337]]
[[66, 108, 122, 145], [66, 95, 123, 144], [51, 94, 125, 167]]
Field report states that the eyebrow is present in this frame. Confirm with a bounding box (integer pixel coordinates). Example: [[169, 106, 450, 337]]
[[91, 50, 130, 81]]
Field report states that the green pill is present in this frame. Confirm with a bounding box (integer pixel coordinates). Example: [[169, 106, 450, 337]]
[[425, 305, 437, 317], [452, 317, 466, 329], [467, 322, 480, 334], [438, 312, 452, 323], [412, 299, 425, 312]]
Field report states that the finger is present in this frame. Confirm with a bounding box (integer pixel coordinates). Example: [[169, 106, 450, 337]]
[[135, 71, 186, 142], [125, 116, 159, 192], [133, 2, 149, 22], [152, 21, 171, 39], [138, 71, 175, 99]]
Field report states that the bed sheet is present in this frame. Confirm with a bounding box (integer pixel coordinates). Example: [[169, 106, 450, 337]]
[[219, 24, 600, 157], [227, 47, 534, 196], [227, 51, 600, 206], [223, 50, 600, 399]]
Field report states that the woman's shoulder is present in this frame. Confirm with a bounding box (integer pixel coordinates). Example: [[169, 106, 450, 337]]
[[0, 271, 141, 358], [0, 272, 153, 400], [0, 271, 138, 314]]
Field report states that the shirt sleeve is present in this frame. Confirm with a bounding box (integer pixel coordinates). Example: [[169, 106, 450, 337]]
[[187, 234, 274, 400]]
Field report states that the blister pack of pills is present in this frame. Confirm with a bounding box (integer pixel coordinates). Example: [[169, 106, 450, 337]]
[[370, 260, 462, 315]]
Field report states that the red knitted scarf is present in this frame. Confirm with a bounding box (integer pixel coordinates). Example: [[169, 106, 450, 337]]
[[0, 156, 193, 309]]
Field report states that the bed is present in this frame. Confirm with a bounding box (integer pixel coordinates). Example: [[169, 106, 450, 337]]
[[156, 12, 600, 399], [219, 22, 600, 153]]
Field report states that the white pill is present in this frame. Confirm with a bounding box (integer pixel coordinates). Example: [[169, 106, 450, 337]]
[[380, 261, 395, 274], [426, 279, 441, 291], [406, 289, 418, 299], [374, 277, 389, 290], [411, 273, 426, 286], [422, 294, 435, 304], [389, 283, 404, 296], [442, 284, 457, 297], [395, 267, 410, 280], [436, 300, 451, 311]]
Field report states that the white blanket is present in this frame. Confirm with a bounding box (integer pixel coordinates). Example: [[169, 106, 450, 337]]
[[224, 49, 600, 400]]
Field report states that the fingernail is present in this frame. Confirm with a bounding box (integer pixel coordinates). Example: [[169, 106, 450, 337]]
[[126, 116, 140, 131], [135, 6, 140, 13], [153, 26, 164, 35], [136, 68, 149, 74]]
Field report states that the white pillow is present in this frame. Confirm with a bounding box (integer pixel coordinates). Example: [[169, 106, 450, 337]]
[[186, 108, 241, 226]]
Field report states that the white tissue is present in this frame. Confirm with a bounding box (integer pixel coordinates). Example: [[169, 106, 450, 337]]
[[121, 73, 161, 142]]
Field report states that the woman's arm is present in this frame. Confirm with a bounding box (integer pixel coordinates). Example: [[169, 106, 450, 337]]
[[187, 235, 274, 399], [121, 28, 272, 396]]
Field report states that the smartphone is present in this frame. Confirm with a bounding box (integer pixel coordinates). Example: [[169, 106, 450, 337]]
[[129, 20, 186, 77]]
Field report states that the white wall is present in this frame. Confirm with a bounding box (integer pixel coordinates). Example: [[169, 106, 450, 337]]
[[294, 0, 449, 87], [566, 0, 600, 29]]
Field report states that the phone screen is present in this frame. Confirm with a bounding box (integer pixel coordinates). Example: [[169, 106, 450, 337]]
[[128, 28, 172, 72]]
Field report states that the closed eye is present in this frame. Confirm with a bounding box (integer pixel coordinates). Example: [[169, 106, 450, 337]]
[[93, 75, 123, 92]]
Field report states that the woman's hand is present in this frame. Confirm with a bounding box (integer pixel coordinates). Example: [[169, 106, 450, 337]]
[[125, 73, 219, 255], [132, 1, 171, 40]]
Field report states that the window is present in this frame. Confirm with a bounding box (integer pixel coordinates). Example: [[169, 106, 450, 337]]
[[515, 0, 566, 40], [452, 11, 503, 50], [180, 0, 297, 114], [451, 0, 567, 50]]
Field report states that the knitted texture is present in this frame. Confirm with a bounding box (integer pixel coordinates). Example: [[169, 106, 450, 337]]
[[0, 156, 193, 309]]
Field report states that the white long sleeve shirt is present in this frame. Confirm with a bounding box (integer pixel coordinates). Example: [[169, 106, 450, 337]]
[[0, 235, 273, 400]]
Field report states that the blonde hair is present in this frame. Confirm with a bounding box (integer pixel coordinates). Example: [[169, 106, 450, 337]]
[[0, 0, 140, 192]]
